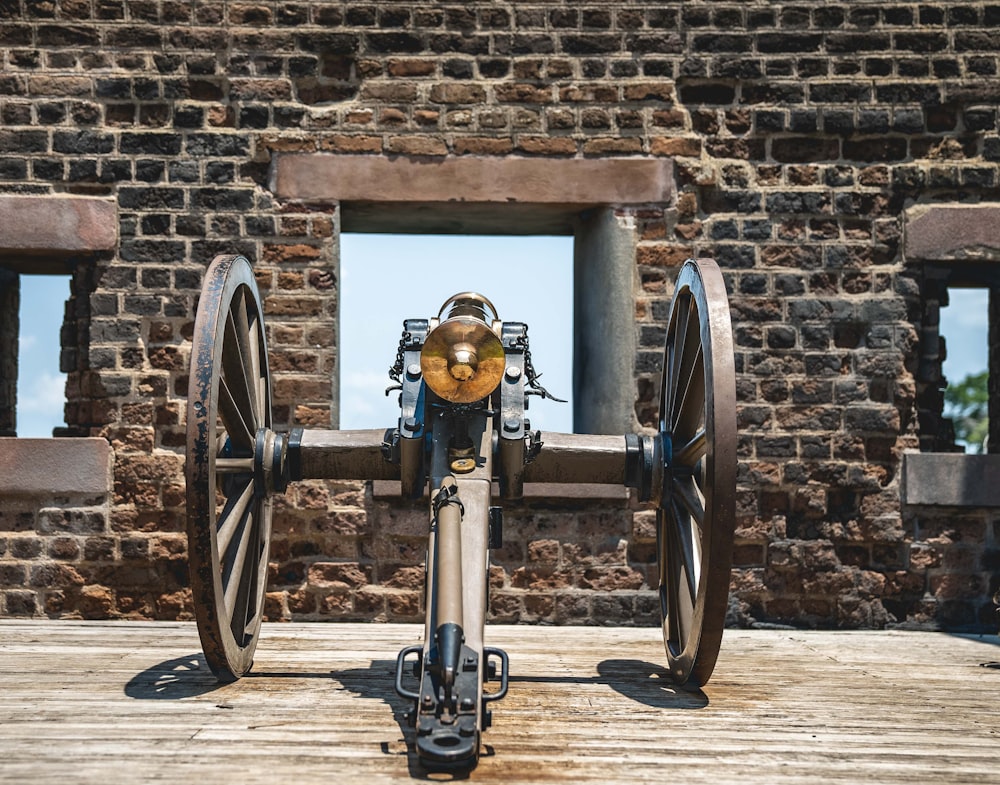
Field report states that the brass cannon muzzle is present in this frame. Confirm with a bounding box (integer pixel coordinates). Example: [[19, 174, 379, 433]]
[[420, 292, 505, 404]]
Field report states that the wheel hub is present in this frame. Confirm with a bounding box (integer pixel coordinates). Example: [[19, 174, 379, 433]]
[[253, 428, 289, 497]]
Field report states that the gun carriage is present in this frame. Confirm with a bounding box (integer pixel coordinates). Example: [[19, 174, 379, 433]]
[[185, 254, 736, 772]]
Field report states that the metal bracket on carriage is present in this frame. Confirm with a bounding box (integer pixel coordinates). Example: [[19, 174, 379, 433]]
[[395, 640, 509, 769]]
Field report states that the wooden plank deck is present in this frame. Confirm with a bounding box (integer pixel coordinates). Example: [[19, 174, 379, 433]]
[[0, 620, 997, 784]]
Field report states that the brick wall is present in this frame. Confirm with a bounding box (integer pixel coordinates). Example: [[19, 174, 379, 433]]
[[1, 1, 999, 630]]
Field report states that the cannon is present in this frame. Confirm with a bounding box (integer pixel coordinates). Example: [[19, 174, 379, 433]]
[[184, 254, 736, 771]]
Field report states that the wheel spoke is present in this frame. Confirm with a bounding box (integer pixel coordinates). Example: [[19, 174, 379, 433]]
[[216, 479, 254, 558], [665, 293, 691, 425], [671, 498, 700, 606], [223, 298, 259, 434], [674, 428, 707, 468], [248, 310, 266, 427], [673, 474, 706, 529], [218, 374, 254, 450], [661, 511, 694, 651], [222, 499, 254, 616], [229, 499, 264, 642], [672, 342, 705, 442], [216, 457, 255, 473]]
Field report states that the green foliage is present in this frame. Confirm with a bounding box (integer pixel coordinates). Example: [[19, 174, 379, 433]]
[[944, 370, 989, 453]]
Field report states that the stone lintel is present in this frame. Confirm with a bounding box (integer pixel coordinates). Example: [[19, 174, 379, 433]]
[[0, 195, 117, 268], [902, 452, 1000, 507], [905, 204, 1000, 262], [0, 437, 112, 497], [272, 155, 675, 207]]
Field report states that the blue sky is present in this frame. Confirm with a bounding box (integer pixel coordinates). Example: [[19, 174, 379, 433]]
[[339, 233, 574, 433], [14, 250, 989, 440], [16, 275, 71, 437], [938, 287, 989, 389]]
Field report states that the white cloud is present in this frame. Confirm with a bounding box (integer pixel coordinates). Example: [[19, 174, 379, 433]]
[[19, 371, 67, 413]]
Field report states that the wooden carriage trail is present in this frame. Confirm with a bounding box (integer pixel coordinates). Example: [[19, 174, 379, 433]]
[[0, 620, 997, 784]]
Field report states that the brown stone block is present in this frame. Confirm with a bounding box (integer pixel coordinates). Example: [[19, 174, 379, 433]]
[[361, 82, 419, 102], [353, 587, 386, 615], [378, 107, 407, 125], [263, 591, 288, 621], [258, 134, 316, 154], [0, 438, 114, 498], [511, 566, 571, 590], [801, 570, 855, 596], [277, 271, 304, 290], [514, 136, 577, 155], [650, 136, 702, 157], [74, 584, 113, 618], [263, 296, 324, 317], [262, 243, 323, 264], [0, 196, 116, 260], [313, 510, 368, 537], [554, 592, 590, 621], [388, 58, 436, 77], [293, 405, 331, 426], [623, 82, 674, 102], [593, 593, 635, 622], [274, 153, 674, 205], [496, 83, 553, 103], [386, 589, 420, 618], [28, 75, 92, 96], [288, 589, 315, 614], [453, 136, 514, 155], [385, 565, 423, 590], [489, 591, 525, 621], [905, 204, 1000, 261], [522, 592, 554, 619], [429, 83, 486, 104], [230, 78, 291, 101], [30, 562, 85, 588], [319, 592, 352, 616], [636, 243, 690, 267], [4, 590, 38, 616], [384, 136, 449, 156], [579, 566, 645, 591], [307, 561, 370, 589], [582, 137, 643, 155]]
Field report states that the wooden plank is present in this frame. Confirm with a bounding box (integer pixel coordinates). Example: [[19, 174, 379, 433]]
[[0, 621, 997, 784]]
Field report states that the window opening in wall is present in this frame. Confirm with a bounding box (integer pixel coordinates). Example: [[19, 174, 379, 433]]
[[940, 286, 989, 453], [340, 234, 573, 433], [17, 274, 69, 437]]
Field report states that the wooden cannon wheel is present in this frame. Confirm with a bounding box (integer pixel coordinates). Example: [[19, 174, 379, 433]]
[[656, 258, 736, 687], [186, 255, 275, 681]]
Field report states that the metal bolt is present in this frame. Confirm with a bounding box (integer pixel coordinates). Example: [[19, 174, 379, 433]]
[[505, 366, 521, 381], [503, 418, 520, 434], [404, 416, 419, 432], [406, 363, 421, 378]]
